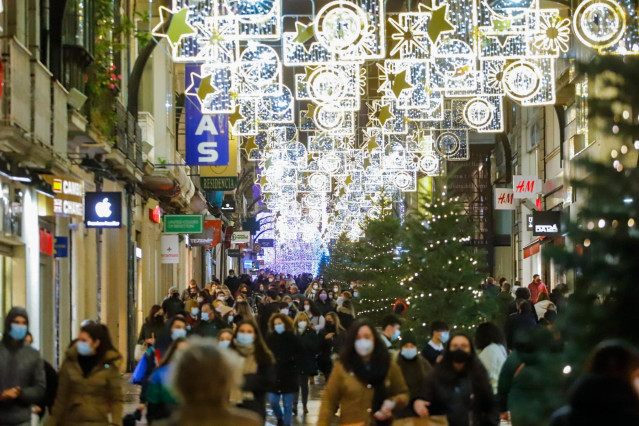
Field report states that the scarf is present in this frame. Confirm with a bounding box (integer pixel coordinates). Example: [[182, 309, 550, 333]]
[[351, 357, 391, 425], [230, 341, 258, 404]]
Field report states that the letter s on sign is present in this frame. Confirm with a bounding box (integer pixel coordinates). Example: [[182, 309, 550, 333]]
[[198, 142, 219, 162]]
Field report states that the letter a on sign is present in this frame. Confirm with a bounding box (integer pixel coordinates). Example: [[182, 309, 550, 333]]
[[185, 63, 229, 166], [513, 175, 541, 199]]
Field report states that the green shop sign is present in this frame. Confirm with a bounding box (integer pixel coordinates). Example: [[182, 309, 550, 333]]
[[163, 215, 203, 234]]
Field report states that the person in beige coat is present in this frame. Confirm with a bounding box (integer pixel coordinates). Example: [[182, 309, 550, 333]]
[[47, 323, 123, 426], [318, 319, 409, 426]]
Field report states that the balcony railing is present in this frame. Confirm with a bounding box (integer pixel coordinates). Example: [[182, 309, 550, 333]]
[[1, 38, 31, 132]]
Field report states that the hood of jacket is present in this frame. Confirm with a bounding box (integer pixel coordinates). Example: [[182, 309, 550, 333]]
[[3, 306, 29, 342]]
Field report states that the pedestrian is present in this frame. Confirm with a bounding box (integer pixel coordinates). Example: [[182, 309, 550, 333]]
[[317, 312, 345, 380], [48, 323, 123, 425], [156, 316, 188, 356], [379, 314, 402, 349], [549, 283, 569, 312], [395, 332, 433, 420], [266, 313, 302, 426], [0, 307, 46, 425], [279, 301, 294, 320], [161, 287, 184, 319], [315, 289, 336, 316], [484, 276, 500, 298], [289, 285, 305, 305], [258, 290, 281, 336], [138, 305, 165, 350], [413, 334, 498, 426], [496, 282, 514, 324], [234, 300, 255, 323], [217, 328, 234, 348], [197, 290, 211, 306], [146, 337, 188, 424], [302, 299, 325, 332], [304, 281, 320, 300], [421, 321, 449, 365], [225, 270, 241, 295], [549, 340, 639, 426], [475, 322, 508, 394], [292, 312, 319, 415], [184, 300, 200, 328], [508, 287, 539, 321], [24, 332, 58, 419], [504, 298, 537, 350], [318, 319, 408, 426], [180, 279, 200, 301], [534, 291, 556, 319], [229, 320, 274, 420], [527, 274, 548, 304], [282, 296, 298, 319], [192, 303, 222, 337], [235, 283, 250, 299], [336, 299, 355, 330]]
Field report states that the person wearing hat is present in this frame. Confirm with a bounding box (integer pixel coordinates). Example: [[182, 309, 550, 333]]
[[162, 287, 185, 319], [395, 332, 433, 420], [0, 307, 46, 425]]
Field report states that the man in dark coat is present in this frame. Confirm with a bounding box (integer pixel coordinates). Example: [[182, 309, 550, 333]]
[[224, 270, 241, 295], [162, 287, 185, 319], [258, 290, 281, 336]]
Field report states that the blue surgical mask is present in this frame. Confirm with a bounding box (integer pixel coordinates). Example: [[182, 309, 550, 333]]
[[201, 312, 210, 321], [280, 309, 289, 315], [401, 347, 418, 360], [392, 329, 401, 341], [236, 332, 254, 346], [191, 307, 199, 316], [440, 331, 450, 343], [274, 324, 285, 334], [77, 341, 93, 356], [172, 328, 187, 340], [218, 340, 231, 349], [9, 323, 27, 341], [228, 316, 234, 323]]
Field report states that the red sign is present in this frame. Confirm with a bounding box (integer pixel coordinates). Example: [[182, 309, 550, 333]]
[[224, 226, 234, 249], [39, 228, 53, 256], [494, 188, 515, 210], [513, 175, 541, 199], [207, 219, 223, 247], [149, 206, 162, 223]]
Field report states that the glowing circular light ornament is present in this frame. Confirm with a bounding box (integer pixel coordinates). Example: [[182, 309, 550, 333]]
[[314, 107, 344, 131], [393, 172, 413, 191], [502, 61, 542, 101], [315, 2, 369, 53], [239, 44, 280, 87], [308, 172, 329, 191], [485, 0, 535, 18], [318, 153, 341, 174], [224, 0, 276, 23], [433, 40, 474, 81], [573, 0, 626, 49], [463, 98, 493, 129], [308, 68, 348, 107], [419, 154, 440, 174], [435, 133, 461, 156]]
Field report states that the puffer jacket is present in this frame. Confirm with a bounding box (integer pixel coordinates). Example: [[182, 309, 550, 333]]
[[0, 307, 46, 425], [47, 346, 123, 426]]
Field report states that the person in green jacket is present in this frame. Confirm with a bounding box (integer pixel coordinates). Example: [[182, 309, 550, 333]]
[[146, 337, 189, 424]]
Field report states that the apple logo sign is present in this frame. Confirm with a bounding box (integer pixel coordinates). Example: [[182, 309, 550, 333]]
[[95, 198, 112, 218]]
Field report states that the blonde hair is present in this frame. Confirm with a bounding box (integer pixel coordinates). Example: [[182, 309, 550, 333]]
[[293, 312, 310, 334]]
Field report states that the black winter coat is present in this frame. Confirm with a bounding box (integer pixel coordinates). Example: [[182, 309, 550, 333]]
[[238, 363, 274, 420], [296, 328, 320, 376], [265, 331, 302, 394], [161, 296, 184, 319], [316, 300, 336, 316]]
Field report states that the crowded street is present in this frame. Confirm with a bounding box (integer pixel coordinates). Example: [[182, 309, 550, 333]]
[[2, 0, 639, 425]]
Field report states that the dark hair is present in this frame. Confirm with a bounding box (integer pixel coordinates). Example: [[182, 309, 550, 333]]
[[146, 305, 163, 324], [340, 319, 390, 371], [516, 298, 533, 314], [303, 299, 321, 317], [325, 311, 346, 334], [382, 314, 401, 329], [515, 287, 531, 300], [266, 289, 278, 300], [502, 282, 512, 293], [80, 323, 117, 360], [430, 320, 449, 334], [499, 277, 507, 284], [231, 320, 274, 366], [159, 337, 186, 367], [554, 283, 569, 295], [586, 340, 639, 385], [278, 302, 289, 310], [533, 274, 540, 279], [475, 322, 506, 350]]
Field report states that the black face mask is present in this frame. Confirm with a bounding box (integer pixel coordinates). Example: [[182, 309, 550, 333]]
[[449, 349, 470, 363], [324, 323, 336, 333]]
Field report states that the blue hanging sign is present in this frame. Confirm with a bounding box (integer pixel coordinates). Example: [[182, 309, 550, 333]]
[[185, 64, 229, 166]]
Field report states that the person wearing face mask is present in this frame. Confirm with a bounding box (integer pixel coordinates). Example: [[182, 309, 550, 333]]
[[229, 320, 275, 421], [421, 321, 450, 365], [336, 299, 356, 331], [185, 303, 201, 328], [279, 300, 296, 320], [192, 303, 221, 338], [162, 287, 185, 319], [258, 290, 281, 336], [181, 279, 200, 302], [413, 334, 498, 426], [380, 314, 402, 349], [395, 332, 433, 421], [156, 317, 189, 356], [266, 314, 303, 426], [302, 300, 326, 332], [292, 312, 320, 415], [316, 289, 336, 317], [137, 305, 165, 349], [217, 328, 234, 349], [304, 281, 320, 299], [0, 307, 46, 425], [317, 312, 346, 380], [145, 338, 189, 424], [318, 319, 408, 426], [48, 323, 123, 426], [225, 270, 241, 295], [256, 269, 270, 286], [289, 285, 306, 305]]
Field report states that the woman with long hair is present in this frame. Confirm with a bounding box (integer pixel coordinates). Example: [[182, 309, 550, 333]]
[[234, 300, 256, 323], [413, 333, 498, 426], [138, 305, 165, 347], [302, 299, 325, 332], [146, 337, 189, 424], [318, 319, 408, 426], [229, 320, 275, 421], [317, 311, 346, 379], [266, 313, 302, 426], [48, 323, 123, 425], [293, 312, 320, 415], [475, 322, 507, 394]]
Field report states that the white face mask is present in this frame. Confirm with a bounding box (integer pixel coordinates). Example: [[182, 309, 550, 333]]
[[354, 338, 374, 356], [298, 321, 307, 330], [197, 297, 204, 303], [401, 347, 418, 360], [280, 309, 289, 316], [304, 305, 311, 311], [269, 278, 274, 282]]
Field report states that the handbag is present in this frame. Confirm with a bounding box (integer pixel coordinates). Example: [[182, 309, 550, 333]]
[[130, 351, 149, 385], [392, 416, 449, 426], [134, 344, 146, 361]]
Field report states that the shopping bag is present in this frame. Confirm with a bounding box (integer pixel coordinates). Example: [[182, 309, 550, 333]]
[[130, 352, 148, 385], [134, 344, 146, 361], [392, 415, 449, 426]]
